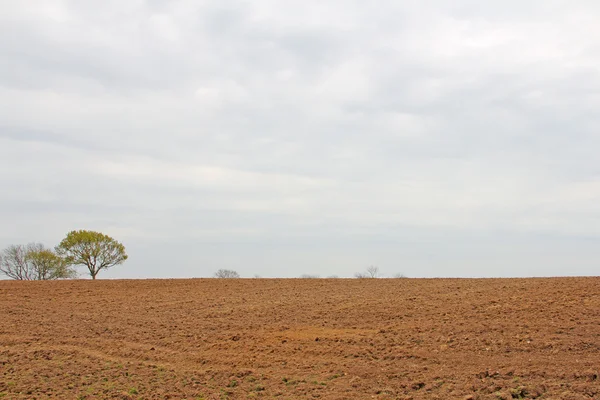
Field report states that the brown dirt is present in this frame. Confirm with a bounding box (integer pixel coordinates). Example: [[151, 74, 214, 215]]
[[0, 278, 599, 399]]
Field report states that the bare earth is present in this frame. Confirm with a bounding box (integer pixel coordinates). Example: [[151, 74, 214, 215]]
[[0, 278, 599, 399]]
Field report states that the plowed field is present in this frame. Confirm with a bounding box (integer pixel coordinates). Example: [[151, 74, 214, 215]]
[[1, 278, 599, 399]]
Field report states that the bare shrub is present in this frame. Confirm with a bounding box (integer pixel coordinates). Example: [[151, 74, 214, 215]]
[[214, 269, 240, 278], [355, 265, 380, 279]]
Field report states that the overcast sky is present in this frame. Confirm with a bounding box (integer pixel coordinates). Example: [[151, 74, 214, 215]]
[[1, 1, 599, 279]]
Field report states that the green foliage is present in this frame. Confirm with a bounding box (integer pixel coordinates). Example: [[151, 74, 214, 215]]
[[0, 243, 75, 280], [56, 230, 128, 279], [27, 248, 77, 280]]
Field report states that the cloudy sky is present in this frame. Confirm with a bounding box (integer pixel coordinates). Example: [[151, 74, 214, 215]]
[[1, 1, 599, 278]]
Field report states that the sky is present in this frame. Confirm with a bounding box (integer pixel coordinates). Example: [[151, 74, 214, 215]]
[[1, 0, 600, 279]]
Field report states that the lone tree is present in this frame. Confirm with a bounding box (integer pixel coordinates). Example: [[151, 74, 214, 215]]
[[355, 265, 380, 279], [214, 269, 240, 278], [56, 230, 128, 279], [0, 243, 76, 280]]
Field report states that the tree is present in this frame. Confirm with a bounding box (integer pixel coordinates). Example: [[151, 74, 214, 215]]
[[214, 269, 240, 278], [0, 243, 76, 280], [366, 266, 380, 278], [28, 248, 77, 280], [56, 230, 128, 280], [0, 244, 31, 280], [355, 265, 380, 279]]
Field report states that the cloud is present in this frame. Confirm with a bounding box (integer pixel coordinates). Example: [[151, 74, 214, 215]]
[[1, 0, 600, 278]]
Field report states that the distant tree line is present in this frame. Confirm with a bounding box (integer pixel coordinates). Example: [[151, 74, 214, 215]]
[[212, 266, 407, 279], [0, 230, 128, 280], [2, 240, 404, 280]]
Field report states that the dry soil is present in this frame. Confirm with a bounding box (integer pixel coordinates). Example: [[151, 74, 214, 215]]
[[0, 278, 599, 399]]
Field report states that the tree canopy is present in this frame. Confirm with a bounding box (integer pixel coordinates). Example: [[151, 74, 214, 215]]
[[56, 230, 128, 279]]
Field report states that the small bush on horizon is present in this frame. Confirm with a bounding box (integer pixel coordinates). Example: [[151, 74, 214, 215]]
[[355, 265, 380, 279], [214, 269, 240, 278]]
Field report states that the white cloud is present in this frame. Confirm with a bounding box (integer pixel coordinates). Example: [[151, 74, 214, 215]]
[[1, 0, 600, 278]]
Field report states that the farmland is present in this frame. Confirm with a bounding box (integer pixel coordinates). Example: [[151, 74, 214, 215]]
[[0, 278, 599, 399]]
